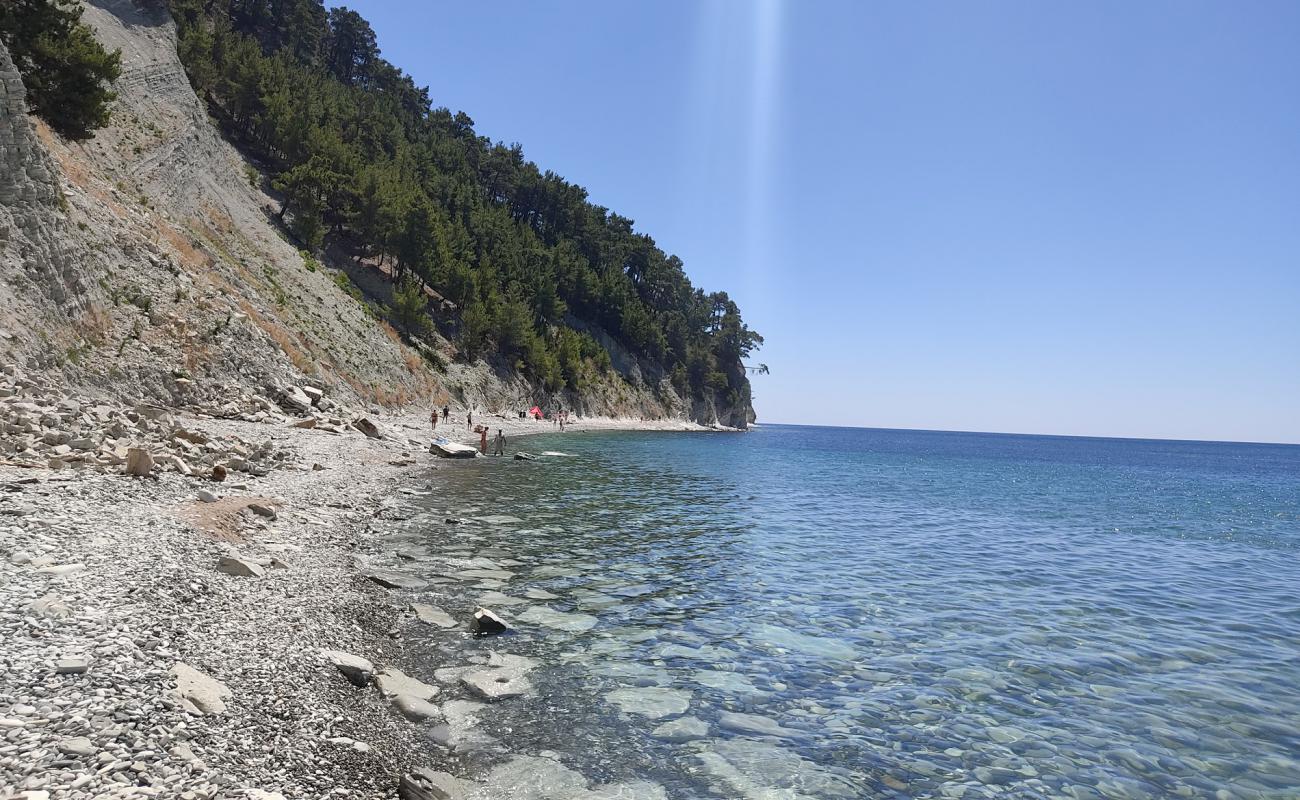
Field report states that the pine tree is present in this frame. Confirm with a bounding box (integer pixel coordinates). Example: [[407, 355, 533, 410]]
[[0, 0, 122, 140]]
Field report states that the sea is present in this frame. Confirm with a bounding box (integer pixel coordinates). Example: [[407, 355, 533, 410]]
[[380, 424, 1300, 799]]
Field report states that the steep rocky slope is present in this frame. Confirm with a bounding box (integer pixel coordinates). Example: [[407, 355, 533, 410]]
[[0, 0, 748, 426]]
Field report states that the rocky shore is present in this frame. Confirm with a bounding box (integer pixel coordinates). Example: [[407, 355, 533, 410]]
[[0, 369, 710, 800]]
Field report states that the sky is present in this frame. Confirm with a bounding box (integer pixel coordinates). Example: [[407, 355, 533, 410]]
[[333, 1, 1300, 444]]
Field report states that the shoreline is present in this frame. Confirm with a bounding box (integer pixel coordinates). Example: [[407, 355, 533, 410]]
[[0, 381, 719, 799]]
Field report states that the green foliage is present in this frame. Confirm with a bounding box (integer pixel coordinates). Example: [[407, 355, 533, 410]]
[[0, 0, 121, 140], [165, 0, 761, 402], [391, 277, 428, 336]]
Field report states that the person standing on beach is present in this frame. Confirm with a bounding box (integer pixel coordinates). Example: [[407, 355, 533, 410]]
[[479, 426, 488, 454], [493, 429, 505, 456], [468, 410, 473, 429], [430, 407, 438, 431]]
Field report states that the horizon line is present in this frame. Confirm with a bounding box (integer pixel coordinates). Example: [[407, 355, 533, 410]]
[[752, 421, 1300, 448]]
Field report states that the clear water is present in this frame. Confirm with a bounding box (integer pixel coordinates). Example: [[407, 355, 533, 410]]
[[384, 425, 1300, 799]]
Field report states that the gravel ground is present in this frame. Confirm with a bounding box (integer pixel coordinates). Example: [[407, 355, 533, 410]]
[[1, 387, 704, 800]]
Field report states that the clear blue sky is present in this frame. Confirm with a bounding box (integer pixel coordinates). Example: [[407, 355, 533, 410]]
[[334, 1, 1299, 444]]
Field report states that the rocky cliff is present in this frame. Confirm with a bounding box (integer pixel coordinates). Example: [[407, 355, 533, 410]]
[[0, 0, 752, 427]]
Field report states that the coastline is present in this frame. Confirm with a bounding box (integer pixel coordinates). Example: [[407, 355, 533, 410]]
[[0, 391, 715, 799]]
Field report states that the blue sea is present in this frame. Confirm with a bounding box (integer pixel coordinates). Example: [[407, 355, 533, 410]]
[[385, 425, 1300, 798]]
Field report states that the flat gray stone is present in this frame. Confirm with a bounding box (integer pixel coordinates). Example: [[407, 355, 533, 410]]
[[368, 571, 428, 590], [217, 556, 265, 578], [392, 694, 444, 722], [651, 716, 710, 742], [55, 658, 90, 674], [321, 649, 374, 687], [412, 603, 457, 628], [170, 662, 231, 715], [35, 563, 85, 576], [603, 687, 691, 719], [460, 668, 532, 701], [400, 767, 474, 800], [376, 668, 439, 701], [717, 711, 798, 738], [58, 737, 96, 757], [517, 605, 598, 633]]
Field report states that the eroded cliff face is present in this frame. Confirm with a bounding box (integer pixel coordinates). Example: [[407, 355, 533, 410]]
[[0, 42, 102, 343], [0, 0, 752, 427]]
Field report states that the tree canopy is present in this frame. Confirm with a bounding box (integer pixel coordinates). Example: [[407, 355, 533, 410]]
[[166, 0, 761, 410], [0, 0, 122, 140]]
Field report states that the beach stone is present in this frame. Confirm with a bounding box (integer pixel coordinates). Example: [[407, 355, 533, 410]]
[[217, 556, 265, 578], [460, 668, 532, 701], [198, 489, 219, 503], [247, 502, 277, 520], [469, 756, 586, 799], [26, 595, 71, 618], [170, 662, 231, 715], [35, 563, 85, 576], [125, 447, 154, 476], [368, 570, 427, 590], [517, 605, 598, 633], [476, 590, 527, 607], [471, 607, 509, 634], [376, 668, 439, 701], [718, 711, 798, 738], [211, 464, 228, 481], [55, 657, 91, 674], [321, 649, 374, 687], [352, 417, 381, 438], [58, 737, 96, 757], [399, 767, 470, 800], [392, 694, 444, 722], [412, 603, 457, 628], [652, 716, 710, 742], [604, 687, 691, 719], [279, 386, 312, 413]]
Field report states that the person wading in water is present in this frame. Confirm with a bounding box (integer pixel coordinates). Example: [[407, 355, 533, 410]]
[[493, 429, 506, 456], [478, 425, 488, 455]]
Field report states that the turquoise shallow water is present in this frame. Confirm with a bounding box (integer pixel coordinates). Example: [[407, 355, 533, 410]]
[[387, 425, 1300, 799]]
